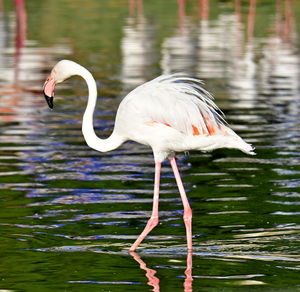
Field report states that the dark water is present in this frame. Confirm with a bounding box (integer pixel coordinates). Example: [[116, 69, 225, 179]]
[[0, 0, 299, 291]]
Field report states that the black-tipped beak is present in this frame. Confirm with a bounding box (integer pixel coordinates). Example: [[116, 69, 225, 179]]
[[44, 92, 54, 109], [43, 73, 56, 109]]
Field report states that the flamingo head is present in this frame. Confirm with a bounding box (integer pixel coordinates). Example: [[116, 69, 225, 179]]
[[43, 60, 78, 109]]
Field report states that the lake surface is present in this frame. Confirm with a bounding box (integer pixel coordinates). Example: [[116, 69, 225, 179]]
[[0, 0, 299, 291]]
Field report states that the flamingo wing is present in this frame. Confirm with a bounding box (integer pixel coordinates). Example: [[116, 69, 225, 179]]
[[122, 73, 227, 137]]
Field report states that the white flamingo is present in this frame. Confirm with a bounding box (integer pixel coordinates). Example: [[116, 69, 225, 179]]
[[43, 60, 255, 251]]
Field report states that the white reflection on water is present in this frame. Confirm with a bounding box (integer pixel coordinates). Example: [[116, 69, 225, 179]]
[[259, 2, 299, 104], [226, 1, 257, 107], [0, 2, 71, 88], [0, 0, 72, 126], [121, 1, 156, 88], [161, 2, 196, 75]]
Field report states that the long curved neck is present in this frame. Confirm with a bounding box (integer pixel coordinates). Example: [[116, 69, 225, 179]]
[[76, 65, 124, 152]]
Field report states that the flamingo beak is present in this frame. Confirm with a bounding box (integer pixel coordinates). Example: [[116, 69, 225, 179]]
[[43, 74, 56, 109]]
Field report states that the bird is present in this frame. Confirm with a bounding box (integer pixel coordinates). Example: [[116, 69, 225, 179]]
[[43, 60, 255, 251]]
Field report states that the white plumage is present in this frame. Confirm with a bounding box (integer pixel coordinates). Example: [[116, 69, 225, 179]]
[[43, 60, 255, 251], [115, 73, 254, 161]]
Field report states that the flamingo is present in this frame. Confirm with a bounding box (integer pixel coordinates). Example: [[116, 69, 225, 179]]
[[43, 60, 255, 251]]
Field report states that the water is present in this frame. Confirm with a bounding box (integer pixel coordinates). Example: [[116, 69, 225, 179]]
[[0, 0, 299, 291]]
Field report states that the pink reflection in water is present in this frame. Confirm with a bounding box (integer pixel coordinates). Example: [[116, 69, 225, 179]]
[[130, 251, 193, 292]]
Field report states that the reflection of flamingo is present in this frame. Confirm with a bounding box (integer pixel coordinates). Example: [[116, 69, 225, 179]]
[[13, 0, 27, 84], [199, 0, 209, 20], [247, 0, 256, 43], [274, 0, 295, 42], [0, 0, 46, 96], [0, 0, 27, 92], [121, 0, 156, 87], [0, 0, 71, 122], [43, 60, 254, 251], [161, 0, 196, 74], [129, 0, 143, 17], [130, 252, 160, 291], [259, 0, 299, 99], [227, 0, 257, 100], [130, 251, 193, 291], [0, 0, 37, 122]]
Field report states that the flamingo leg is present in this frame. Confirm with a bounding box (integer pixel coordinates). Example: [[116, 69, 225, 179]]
[[130, 162, 161, 251], [169, 157, 193, 251]]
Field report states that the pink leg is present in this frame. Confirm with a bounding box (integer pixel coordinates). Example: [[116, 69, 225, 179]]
[[169, 157, 193, 251], [130, 162, 161, 251]]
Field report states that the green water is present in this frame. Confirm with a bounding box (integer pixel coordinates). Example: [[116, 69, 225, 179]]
[[0, 0, 299, 291]]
